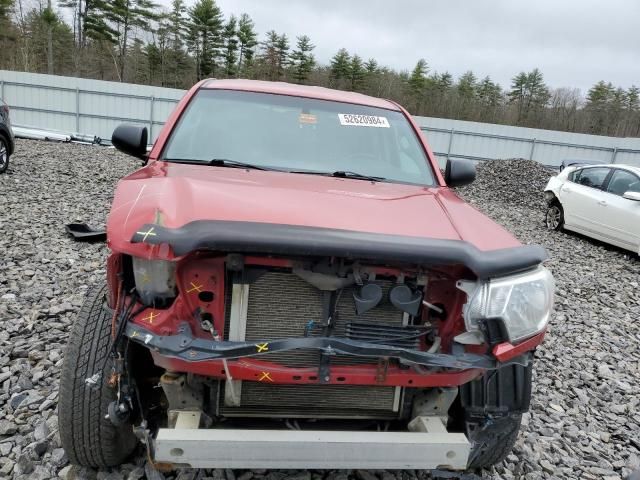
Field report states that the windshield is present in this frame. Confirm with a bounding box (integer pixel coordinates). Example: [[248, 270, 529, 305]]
[[162, 90, 436, 186]]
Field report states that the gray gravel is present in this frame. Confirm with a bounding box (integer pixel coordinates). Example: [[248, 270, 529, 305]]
[[0, 142, 639, 480]]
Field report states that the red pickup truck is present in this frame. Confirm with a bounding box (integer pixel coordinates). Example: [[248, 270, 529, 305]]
[[58, 80, 554, 471]]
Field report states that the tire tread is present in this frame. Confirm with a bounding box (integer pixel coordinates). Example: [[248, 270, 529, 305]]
[[58, 285, 137, 468]]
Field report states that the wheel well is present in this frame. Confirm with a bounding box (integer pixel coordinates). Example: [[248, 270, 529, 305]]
[[0, 130, 11, 156], [545, 191, 562, 207]]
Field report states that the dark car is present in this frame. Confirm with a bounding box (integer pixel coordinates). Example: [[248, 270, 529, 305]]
[[0, 99, 15, 173]]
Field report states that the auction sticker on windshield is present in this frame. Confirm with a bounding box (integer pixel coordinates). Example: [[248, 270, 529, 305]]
[[338, 114, 390, 128]]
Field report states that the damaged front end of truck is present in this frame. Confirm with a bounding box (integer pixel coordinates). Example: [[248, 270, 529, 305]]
[[58, 79, 554, 472], [93, 219, 552, 471]]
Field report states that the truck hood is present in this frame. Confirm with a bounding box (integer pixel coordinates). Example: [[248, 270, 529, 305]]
[[107, 162, 521, 254]]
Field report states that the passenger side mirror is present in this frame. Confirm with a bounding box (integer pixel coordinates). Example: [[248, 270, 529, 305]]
[[623, 191, 640, 201], [445, 158, 476, 187], [112, 124, 148, 160]]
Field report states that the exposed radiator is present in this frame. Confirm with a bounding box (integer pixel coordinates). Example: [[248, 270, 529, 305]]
[[221, 271, 408, 419]]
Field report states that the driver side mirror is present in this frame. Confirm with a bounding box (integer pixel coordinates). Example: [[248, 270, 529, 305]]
[[623, 191, 640, 201], [112, 124, 148, 160], [445, 158, 476, 187]]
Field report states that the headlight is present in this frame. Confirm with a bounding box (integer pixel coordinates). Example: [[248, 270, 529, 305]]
[[132, 257, 177, 306], [458, 266, 555, 343]]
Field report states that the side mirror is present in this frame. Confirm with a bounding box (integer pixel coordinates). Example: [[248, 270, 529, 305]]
[[623, 191, 640, 201], [445, 158, 476, 187], [112, 124, 148, 160]]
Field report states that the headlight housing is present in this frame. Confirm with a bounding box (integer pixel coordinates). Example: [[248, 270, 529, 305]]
[[458, 266, 555, 343], [132, 257, 177, 306]]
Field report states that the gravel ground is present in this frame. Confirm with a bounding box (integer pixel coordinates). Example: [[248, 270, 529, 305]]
[[0, 141, 639, 480]]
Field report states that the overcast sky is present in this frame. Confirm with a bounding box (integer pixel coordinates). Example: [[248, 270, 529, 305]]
[[62, 0, 640, 93]]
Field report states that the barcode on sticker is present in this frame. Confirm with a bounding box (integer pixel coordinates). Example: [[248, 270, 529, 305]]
[[338, 114, 390, 128]]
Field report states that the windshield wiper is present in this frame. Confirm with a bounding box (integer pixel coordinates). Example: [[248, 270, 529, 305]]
[[289, 170, 385, 182], [331, 171, 385, 182], [207, 158, 276, 170], [164, 158, 278, 171]]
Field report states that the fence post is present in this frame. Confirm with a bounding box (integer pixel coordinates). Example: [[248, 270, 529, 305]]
[[611, 147, 618, 164], [529, 138, 537, 160], [75, 87, 80, 133], [149, 95, 155, 140], [446, 128, 455, 160]]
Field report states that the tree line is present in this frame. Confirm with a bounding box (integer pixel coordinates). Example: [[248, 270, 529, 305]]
[[1, 0, 639, 138]]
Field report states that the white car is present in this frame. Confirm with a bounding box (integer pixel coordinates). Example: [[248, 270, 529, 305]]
[[544, 164, 640, 254]]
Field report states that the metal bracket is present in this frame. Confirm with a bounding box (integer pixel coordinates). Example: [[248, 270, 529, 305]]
[[170, 410, 202, 430], [411, 387, 459, 420]]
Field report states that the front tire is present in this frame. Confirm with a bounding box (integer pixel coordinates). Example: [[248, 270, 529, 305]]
[[58, 285, 138, 468], [545, 201, 564, 231], [0, 135, 9, 173]]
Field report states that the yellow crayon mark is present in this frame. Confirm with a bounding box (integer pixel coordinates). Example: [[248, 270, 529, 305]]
[[136, 227, 157, 242], [138, 272, 151, 285], [255, 343, 269, 353], [186, 282, 204, 294], [142, 311, 159, 324], [258, 372, 273, 382]]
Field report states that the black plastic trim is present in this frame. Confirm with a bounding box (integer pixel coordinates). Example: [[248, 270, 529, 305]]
[[130, 220, 548, 279], [124, 322, 525, 371], [460, 357, 533, 415]]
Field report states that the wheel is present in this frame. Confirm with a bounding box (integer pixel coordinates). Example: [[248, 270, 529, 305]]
[[466, 413, 523, 469], [0, 135, 9, 173], [58, 285, 138, 468], [457, 362, 532, 469], [545, 201, 564, 231]]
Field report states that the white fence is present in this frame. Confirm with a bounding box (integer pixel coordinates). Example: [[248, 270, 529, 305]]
[[2, 70, 640, 168], [0, 70, 184, 142]]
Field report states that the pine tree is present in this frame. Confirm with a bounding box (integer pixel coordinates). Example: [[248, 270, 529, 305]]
[[289, 35, 315, 84], [435, 72, 453, 90], [364, 58, 379, 75], [91, 0, 160, 81], [627, 86, 639, 111], [222, 15, 238, 77], [457, 71, 477, 100], [408, 59, 428, 95], [165, 0, 189, 87], [236, 13, 257, 75], [187, 0, 224, 80], [275, 33, 289, 79], [260, 30, 280, 80], [526, 68, 550, 109], [330, 48, 350, 87], [477, 76, 502, 107], [508, 68, 549, 124], [348, 54, 365, 91], [627, 86, 640, 136]]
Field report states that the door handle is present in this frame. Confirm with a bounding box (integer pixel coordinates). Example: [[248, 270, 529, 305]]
[[598, 200, 608, 206]]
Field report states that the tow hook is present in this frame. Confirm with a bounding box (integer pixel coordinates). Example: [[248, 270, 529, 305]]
[[106, 400, 131, 426]]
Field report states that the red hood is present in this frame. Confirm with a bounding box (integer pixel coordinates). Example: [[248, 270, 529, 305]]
[[107, 162, 521, 255]]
